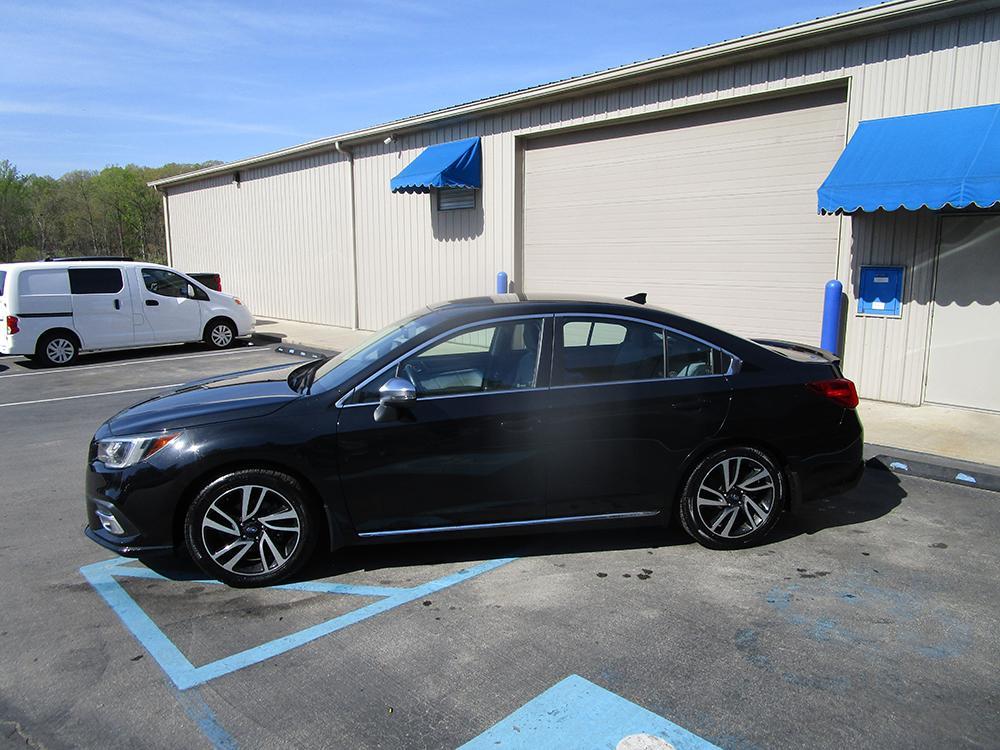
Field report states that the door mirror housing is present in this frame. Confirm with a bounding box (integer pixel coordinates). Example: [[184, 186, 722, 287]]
[[379, 377, 416, 406]]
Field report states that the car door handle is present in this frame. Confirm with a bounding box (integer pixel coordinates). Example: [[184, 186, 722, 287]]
[[145, 299, 159, 307], [500, 416, 541, 432], [113, 299, 120, 310], [673, 397, 709, 411]]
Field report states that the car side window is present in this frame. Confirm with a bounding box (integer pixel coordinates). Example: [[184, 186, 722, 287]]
[[665, 331, 731, 378], [142, 268, 194, 299], [553, 317, 664, 386], [355, 319, 543, 402]]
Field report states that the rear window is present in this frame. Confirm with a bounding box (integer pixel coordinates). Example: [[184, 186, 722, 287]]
[[68, 268, 124, 294], [0, 270, 6, 296], [18, 269, 70, 295]]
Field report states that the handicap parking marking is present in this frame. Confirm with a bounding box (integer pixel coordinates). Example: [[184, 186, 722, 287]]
[[80, 555, 515, 691], [458, 674, 721, 750]]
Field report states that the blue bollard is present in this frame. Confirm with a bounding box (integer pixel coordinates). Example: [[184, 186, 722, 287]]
[[821, 279, 843, 355], [496, 271, 509, 295]]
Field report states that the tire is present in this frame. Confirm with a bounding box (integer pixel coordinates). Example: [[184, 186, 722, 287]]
[[678, 446, 785, 550], [204, 318, 236, 349], [36, 330, 79, 367], [184, 469, 316, 587]]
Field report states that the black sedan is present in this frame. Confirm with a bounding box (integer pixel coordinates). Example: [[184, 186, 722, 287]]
[[84, 294, 863, 587]]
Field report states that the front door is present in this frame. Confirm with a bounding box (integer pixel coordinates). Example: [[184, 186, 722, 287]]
[[545, 315, 731, 519], [925, 214, 1000, 412], [137, 267, 205, 344], [335, 317, 550, 535], [67, 267, 134, 350]]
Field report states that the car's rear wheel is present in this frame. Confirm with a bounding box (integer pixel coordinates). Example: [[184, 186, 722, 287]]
[[678, 446, 785, 549], [184, 469, 316, 587], [204, 318, 236, 349], [37, 330, 79, 367]]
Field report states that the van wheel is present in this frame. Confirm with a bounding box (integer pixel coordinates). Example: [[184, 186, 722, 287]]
[[204, 319, 236, 349], [37, 331, 79, 367]]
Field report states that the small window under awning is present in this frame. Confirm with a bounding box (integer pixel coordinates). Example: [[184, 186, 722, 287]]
[[818, 104, 1000, 215], [390, 137, 482, 194]]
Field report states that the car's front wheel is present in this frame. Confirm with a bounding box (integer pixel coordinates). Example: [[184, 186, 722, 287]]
[[184, 469, 316, 587], [678, 446, 785, 549]]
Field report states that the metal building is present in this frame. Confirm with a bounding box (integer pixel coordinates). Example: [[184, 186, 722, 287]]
[[151, 0, 1000, 412]]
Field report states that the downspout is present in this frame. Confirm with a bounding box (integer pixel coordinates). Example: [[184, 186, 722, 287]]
[[335, 140, 361, 330], [159, 189, 174, 267]]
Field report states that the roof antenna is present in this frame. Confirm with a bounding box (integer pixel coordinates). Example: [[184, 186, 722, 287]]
[[625, 292, 647, 305]]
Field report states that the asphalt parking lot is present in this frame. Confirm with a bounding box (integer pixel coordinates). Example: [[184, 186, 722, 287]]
[[1, 342, 998, 750]]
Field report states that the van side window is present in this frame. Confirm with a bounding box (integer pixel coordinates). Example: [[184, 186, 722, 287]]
[[18, 269, 70, 295], [68, 268, 123, 295], [143, 269, 192, 298]]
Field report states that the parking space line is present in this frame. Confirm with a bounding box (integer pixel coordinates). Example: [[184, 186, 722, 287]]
[[80, 556, 516, 690], [0, 347, 275, 379], [0, 383, 186, 409]]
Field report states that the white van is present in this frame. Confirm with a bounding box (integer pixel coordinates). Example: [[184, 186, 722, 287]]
[[0, 259, 254, 366]]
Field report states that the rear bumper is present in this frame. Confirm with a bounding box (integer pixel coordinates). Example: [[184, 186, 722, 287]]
[[787, 417, 865, 508]]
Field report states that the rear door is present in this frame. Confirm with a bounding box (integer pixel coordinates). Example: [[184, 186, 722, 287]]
[[545, 314, 732, 519], [138, 267, 204, 344], [68, 267, 134, 350]]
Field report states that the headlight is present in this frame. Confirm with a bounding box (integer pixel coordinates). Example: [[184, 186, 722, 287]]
[[96, 433, 181, 469]]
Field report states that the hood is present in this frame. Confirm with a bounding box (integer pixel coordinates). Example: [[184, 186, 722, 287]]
[[107, 363, 303, 435]]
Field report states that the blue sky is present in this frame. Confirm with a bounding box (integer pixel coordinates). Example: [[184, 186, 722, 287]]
[[1, 0, 867, 176]]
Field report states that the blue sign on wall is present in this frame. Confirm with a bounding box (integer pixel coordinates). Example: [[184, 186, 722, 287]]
[[857, 265, 904, 317]]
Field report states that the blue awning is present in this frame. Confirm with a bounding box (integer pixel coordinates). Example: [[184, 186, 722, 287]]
[[818, 104, 1000, 215], [390, 137, 482, 194]]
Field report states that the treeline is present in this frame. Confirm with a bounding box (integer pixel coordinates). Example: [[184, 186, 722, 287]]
[[0, 159, 220, 265]]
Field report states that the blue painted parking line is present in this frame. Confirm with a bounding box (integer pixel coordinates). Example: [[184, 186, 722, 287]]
[[81, 555, 514, 690], [459, 674, 721, 750]]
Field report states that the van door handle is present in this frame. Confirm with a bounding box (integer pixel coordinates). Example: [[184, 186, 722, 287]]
[[145, 299, 159, 307], [113, 299, 120, 310]]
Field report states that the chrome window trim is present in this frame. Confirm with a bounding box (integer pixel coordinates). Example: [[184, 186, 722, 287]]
[[357, 510, 661, 537], [336, 313, 550, 409], [550, 312, 742, 386]]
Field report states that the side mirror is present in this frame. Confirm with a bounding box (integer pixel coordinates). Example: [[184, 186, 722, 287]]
[[378, 377, 416, 406]]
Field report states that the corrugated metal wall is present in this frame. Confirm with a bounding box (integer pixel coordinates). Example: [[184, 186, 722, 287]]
[[167, 151, 355, 328], [166, 6, 1000, 404]]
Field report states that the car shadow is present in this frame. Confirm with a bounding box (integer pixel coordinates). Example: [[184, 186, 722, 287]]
[[11, 339, 264, 370], [140, 464, 905, 584]]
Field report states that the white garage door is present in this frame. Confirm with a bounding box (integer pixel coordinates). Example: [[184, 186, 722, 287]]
[[522, 88, 847, 342]]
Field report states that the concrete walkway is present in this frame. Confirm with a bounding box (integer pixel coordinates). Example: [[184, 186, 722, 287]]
[[252, 317, 999, 468], [253, 317, 370, 354], [859, 399, 999, 467]]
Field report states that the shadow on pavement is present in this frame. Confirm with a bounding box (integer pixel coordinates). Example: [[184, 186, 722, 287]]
[[10, 339, 265, 370], [141, 467, 905, 584]]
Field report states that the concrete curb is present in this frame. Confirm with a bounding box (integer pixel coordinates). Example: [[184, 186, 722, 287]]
[[864, 443, 1000, 493], [251, 333, 332, 360]]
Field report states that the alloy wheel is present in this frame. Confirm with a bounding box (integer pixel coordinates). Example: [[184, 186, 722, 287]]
[[46, 338, 75, 364], [694, 456, 776, 539], [210, 324, 233, 347], [200, 485, 302, 576]]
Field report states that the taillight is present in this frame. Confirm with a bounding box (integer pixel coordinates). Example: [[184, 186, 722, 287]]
[[5, 315, 18, 335], [213, 276, 222, 292], [807, 378, 859, 409]]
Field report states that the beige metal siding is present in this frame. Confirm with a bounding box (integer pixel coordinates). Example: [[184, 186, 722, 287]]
[[164, 6, 1000, 404], [520, 89, 847, 342], [167, 152, 355, 328]]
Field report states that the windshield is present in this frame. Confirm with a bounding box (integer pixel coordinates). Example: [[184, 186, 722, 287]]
[[309, 308, 447, 394]]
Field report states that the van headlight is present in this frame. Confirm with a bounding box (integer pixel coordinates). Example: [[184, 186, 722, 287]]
[[97, 433, 181, 469]]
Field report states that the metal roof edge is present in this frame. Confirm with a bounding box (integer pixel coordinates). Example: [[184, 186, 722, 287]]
[[149, 0, 967, 190]]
